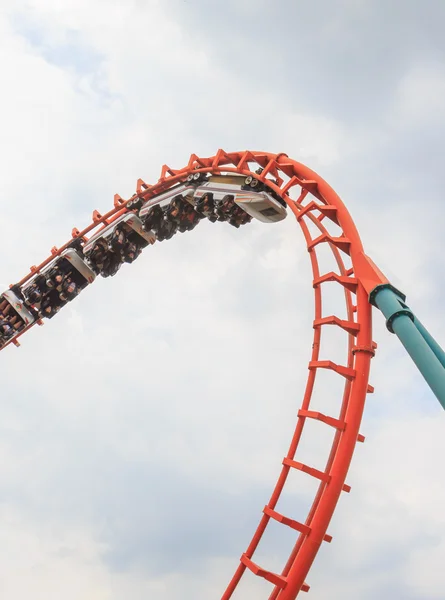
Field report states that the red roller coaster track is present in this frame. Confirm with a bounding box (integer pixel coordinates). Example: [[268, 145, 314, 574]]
[[2, 150, 390, 598]]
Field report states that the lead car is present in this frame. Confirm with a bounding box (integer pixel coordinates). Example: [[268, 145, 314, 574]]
[[192, 174, 287, 223], [138, 172, 287, 229]]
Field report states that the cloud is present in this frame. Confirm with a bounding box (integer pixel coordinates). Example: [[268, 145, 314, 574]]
[[0, 505, 112, 600], [0, 1, 444, 599]]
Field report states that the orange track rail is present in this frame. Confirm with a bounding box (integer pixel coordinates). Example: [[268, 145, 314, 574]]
[[2, 150, 388, 598]]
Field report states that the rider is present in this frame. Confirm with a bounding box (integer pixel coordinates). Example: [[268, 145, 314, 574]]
[[59, 277, 78, 303], [0, 318, 14, 339], [142, 205, 164, 233], [109, 224, 128, 254], [89, 238, 110, 275], [101, 251, 123, 277], [122, 240, 142, 264], [195, 192, 217, 222], [39, 290, 61, 319]]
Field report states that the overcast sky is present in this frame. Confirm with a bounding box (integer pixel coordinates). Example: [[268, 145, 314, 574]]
[[0, 1, 445, 599]]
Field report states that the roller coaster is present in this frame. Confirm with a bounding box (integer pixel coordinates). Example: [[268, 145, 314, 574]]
[[1, 150, 444, 598]]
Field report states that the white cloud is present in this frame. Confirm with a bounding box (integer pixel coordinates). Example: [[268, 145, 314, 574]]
[[0, 1, 444, 599], [392, 62, 445, 128], [0, 506, 112, 600]]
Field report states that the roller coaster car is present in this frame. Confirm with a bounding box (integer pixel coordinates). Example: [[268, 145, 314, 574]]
[[58, 249, 96, 285], [139, 178, 203, 220], [194, 174, 287, 223], [0, 290, 35, 345], [22, 249, 96, 315], [84, 214, 156, 257], [140, 196, 201, 240], [41, 249, 96, 290]]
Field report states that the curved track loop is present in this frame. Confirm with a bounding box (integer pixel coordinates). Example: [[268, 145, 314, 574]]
[[3, 151, 379, 599]]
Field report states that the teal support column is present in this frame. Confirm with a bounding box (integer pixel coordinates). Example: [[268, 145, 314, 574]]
[[370, 285, 445, 411], [413, 316, 445, 370]]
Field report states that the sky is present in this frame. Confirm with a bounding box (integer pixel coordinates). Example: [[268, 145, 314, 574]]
[[0, 1, 444, 599]]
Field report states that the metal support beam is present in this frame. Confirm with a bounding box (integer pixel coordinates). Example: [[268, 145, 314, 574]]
[[370, 284, 445, 411], [413, 316, 445, 370]]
